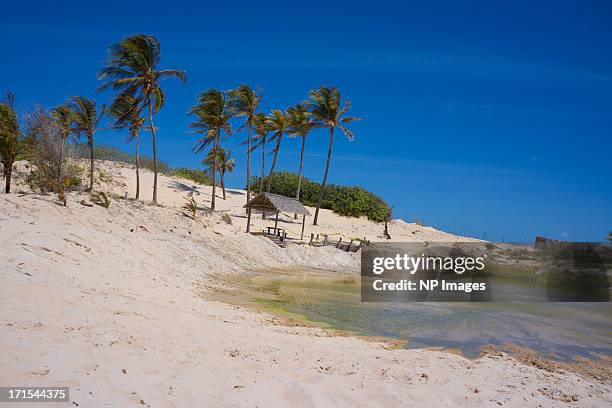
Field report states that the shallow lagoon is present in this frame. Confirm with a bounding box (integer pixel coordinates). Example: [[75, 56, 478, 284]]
[[245, 268, 612, 360]]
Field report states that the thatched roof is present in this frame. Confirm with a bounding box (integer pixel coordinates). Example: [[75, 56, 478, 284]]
[[244, 193, 311, 216]]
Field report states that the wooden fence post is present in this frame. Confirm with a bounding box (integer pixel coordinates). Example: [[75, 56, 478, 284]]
[[246, 207, 252, 233]]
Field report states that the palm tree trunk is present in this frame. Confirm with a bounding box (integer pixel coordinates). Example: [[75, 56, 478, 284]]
[[259, 137, 266, 194], [313, 127, 334, 225], [88, 135, 94, 191], [267, 134, 282, 192], [246, 124, 251, 205], [296, 135, 306, 201], [147, 103, 158, 204], [294, 135, 306, 219], [4, 166, 11, 194], [211, 131, 219, 211], [221, 171, 226, 200], [135, 131, 140, 200]]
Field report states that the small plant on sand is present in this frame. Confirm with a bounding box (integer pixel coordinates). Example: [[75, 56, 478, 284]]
[[55, 176, 72, 206], [182, 196, 198, 219], [221, 213, 232, 225], [98, 169, 113, 183], [91, 191, 110, 208], [57, 190, 67, 206]]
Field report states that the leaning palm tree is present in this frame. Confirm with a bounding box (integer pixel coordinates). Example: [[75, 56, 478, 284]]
[[68, 96, 103, 191], [203, 146, 235, 200], [307, 86, 361, 225], [286, 103, 316, 204], [98, 34, 185, 204], [50, 104, 73, 179], [189, 89, 232, 211], [251, 113, 270, 194], [0, 97, 20, 194], [228, 85, 262, 204], [265, 109, 288, 192], [106, 91, 145, 199]]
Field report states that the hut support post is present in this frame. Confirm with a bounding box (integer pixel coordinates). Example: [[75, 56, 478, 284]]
[[246, 207, 252, 233], [301, 214, 306, 240], [274, 211, 279, 232]]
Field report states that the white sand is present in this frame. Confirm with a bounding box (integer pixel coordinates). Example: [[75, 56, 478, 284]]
[[0, 161, 610, 407]]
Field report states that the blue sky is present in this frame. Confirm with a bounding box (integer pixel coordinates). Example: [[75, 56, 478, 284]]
[[2, 0, 611, 242]]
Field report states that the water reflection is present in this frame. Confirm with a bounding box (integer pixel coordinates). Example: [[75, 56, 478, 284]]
[[250, 269, 612, 360]]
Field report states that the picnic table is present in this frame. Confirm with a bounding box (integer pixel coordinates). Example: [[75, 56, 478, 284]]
[[265, 226, 285, 236]]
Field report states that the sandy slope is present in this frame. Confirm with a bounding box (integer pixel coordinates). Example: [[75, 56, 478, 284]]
[[87, 159, 474, 244], [0, 161, 610, 407]]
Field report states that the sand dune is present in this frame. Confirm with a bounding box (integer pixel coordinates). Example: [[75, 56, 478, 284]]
[[0, 161, 610, 407]]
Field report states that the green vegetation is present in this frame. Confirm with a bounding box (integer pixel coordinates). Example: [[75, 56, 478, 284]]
[[265, 109, 288, 192], [306, 86, 361, 225], [286, 103, 316, 202], [202, 146, 235, 199], [251, 172, 390, 222], [106, 89, 146, 200], [227, 85, 262, 205], [170, 167, 212, 185], [68, 96, 103, 191], [189, 89, 232, 210], [4, 34, 384, 226], [0, 95, 21, 193], [98, 34, 186, 204], [252, 112, 271, 195]]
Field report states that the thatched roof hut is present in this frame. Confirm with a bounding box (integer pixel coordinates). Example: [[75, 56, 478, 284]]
[[244, 193, 310, 239]]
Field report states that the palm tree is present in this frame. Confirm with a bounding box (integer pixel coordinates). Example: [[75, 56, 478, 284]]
[[50, 104, 73, 179], [98, 34, 185, 204], [265, 109, 288, 192], [228, 85, 262, 204], [106, 91, 145, 199], [189, 89, 232, 211], [286, 103, 315, 203], [307, 86, 361, 225], [0, 96, 20, 194], [68, 96, 103, 191], [203, 146, 235, 200], [251, 113, 270, 194]]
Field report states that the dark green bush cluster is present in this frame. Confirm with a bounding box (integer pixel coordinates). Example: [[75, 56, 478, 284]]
[[74, 143, 171, 174], [251, 172, 391, 222], [170, 167, 211, 185]]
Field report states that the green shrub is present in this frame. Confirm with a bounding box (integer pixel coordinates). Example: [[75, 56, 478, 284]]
[[170, 168, 212, 185], [251, 172, 391, 222]]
